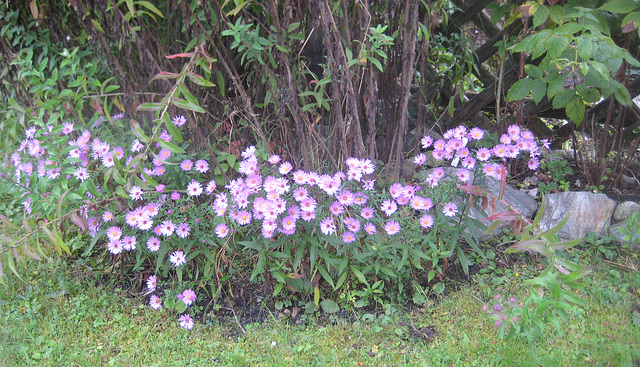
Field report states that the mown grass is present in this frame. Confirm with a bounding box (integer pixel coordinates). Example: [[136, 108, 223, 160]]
[[0, 246, 639, 367]]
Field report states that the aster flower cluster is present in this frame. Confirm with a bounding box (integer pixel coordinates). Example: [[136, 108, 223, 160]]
[[7, 114, 544, 330], [482, 294, 521, 331], [417, 124, 543, 183]]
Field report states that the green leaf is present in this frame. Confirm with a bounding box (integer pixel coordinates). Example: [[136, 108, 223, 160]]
[[157, 139, 185, 154], [186, 70, 215, 87], [533, 5, 549, 28], [525, 64, 543, 78], [545, 35, 569, 60], [170, 97, 205, 113], [576, 36, 594, 60], [531, 78, 547, 104], [506, 78, 533, 101], [600, 0, 638, 14], [552, 89, 576, 109], [130, 119, 150, 143], [136, 1, 164, 18], [317, 265, 335, 289], [319, 299, 340, 314], [553, 23, 582, 35], [136, 102, 165, 111], [565, 98, 585, 125], [162, 113, 182, 143]]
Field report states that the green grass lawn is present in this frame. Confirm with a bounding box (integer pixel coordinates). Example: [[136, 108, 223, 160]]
[[0, 248, 639, 367]]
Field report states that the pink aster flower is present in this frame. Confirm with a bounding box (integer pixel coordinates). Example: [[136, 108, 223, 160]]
[[74, 167, 89, 181], [149, 295, 162, 310], [205, 180, 217, 194], [106, 226, 122, 241], [413, 153, 427, 165], [528, 157, 540, 170], [384, 220, 400, 236], [300, 210, 315, 221], [507, 124, 521, 139], [476, 147, 492, 161], [215, 223, 229, 238], [176, 223, 191, 238], [169, 250, 186, 267], [181, 159, 193, 171], [279, 161, 293, 175], [129, 186, 143, 200], [147, 237, 161, 252], [268, 155, 281, 164], [380, 199, 398, 216], [443, 202, 458, 217], [187, 180, 203, 196], [181, 289, 197, 306], [329, 201, 345, 216], [419, 214, 434, 228], [103, 211, 114, 223], [364, 222, 377, 235], [179, 314, 194, 330], [360, 206, 375, 220], [122, 236, 137, 251], [342, 231, 356, 243], [107, 240, 123, 254], [160, 220, 176, 236], [457, 169, 471, 182], [195, 159, 209, 173], [319, 217, 336, 236], [468, 127, 484, 140], [147, 275, 157, 291], [421, 135, 434, 148], [172, 115, 187, 127]]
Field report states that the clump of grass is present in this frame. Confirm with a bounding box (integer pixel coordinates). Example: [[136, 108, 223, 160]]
[[1, 246, 638, 366]]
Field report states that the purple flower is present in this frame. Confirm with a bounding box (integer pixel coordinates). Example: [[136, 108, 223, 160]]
[[149, 295, 162, 310], [419, 214, 434, 228], [179, 314, 194, 330], [147, 237, 161, 252], [384, 220, 400, 236], [443, 202, 458, 217], [181, 289, 197, 306], [329, 201, 345, 216], [106, 226, 122, 241], [342, 231, 356, 243], [528, 157, 540, 170], [319, 217, 336, 236], [364, 222, 377, 235], [215, 223, 229, 238], [380, 199, 397, 217], [180, 159, 193, 171], [360, 206, 375, 219], [176, 223, 191, 238], [187, 180, 203, 196], [172, 115, 187, 127], [171, 192, 180, 200], [147, 275, 157, 291], [421, 135, 434, 148], [169, 250, 186, 267], [195, 159, 209, 173]]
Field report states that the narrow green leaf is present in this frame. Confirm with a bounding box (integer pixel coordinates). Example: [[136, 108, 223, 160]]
[[130, 119, 150, 143], [170, 97, 205, 113], [186, 70, 215, 87], [162, 113, 183, 143], [157, 139, 185, 154], [136, 1, 164, 18], [136, 102, 165, 111]]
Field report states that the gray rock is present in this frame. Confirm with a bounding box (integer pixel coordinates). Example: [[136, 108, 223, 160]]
[[538, 192, 616, 240], [420, 168, 539, 240], [608, 220, 640, 248], [612, 201, 640, 223]]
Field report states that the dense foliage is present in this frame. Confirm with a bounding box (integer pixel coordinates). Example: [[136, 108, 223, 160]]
[[0, 0, 638, 337]]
